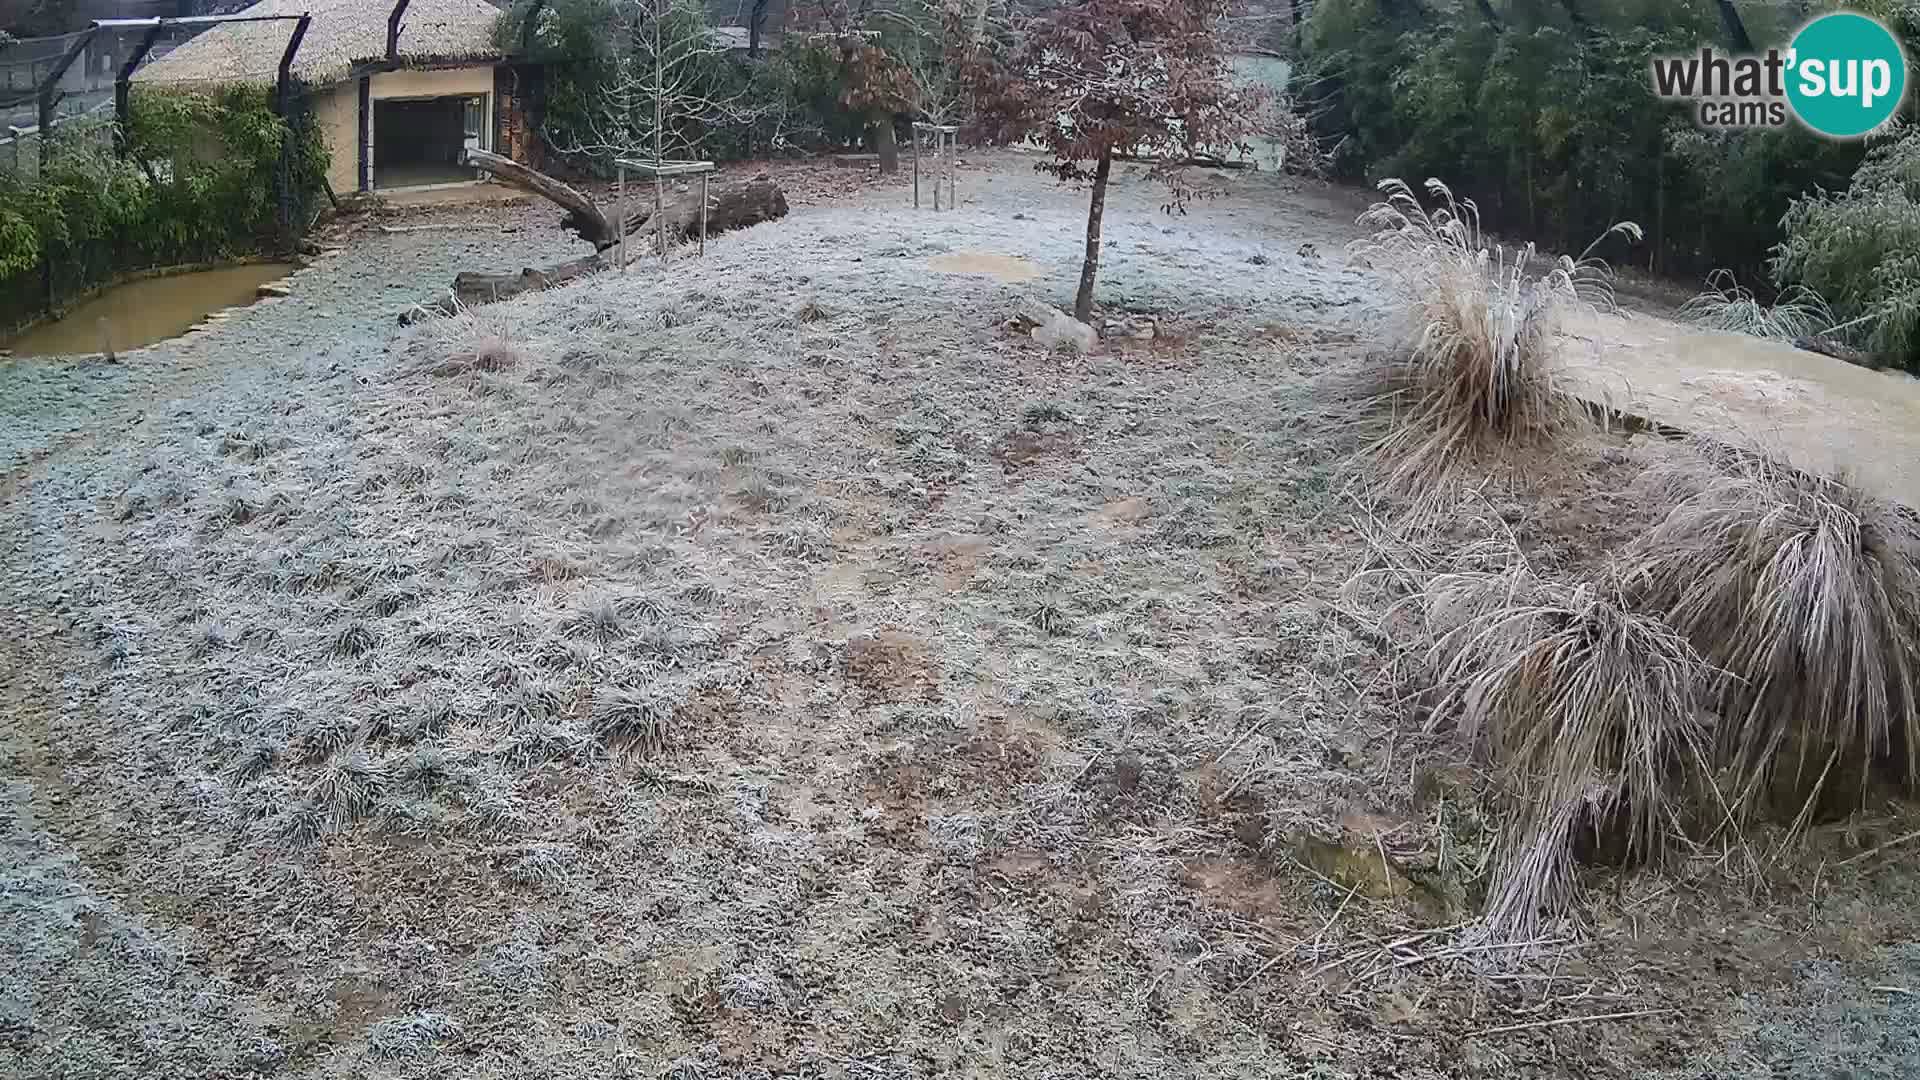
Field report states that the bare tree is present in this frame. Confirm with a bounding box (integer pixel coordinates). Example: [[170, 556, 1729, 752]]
[[554, 0, 768, 166], [871, 0, 982, 126], [970, 0, 1279, 322]]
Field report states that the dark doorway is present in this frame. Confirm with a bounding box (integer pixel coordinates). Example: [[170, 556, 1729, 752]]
[[372, 95, 481, 189]]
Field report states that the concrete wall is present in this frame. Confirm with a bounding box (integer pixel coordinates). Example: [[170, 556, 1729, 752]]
[[371, 66, 493, 102], [312, 81, 356, 196]]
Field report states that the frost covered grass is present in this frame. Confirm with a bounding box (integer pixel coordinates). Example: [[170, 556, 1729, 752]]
[[5, 160, 1917, 1079], [9, 193, 1447, 1076]]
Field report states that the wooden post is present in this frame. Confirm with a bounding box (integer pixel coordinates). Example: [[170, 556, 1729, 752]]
[[274, 14, 313, 243], [947, 130, 956, 211], [932, 132, 941, 212], [116, 24, 166, 157], [610, 157, 716, 259], [387, 0, 413, 59], [37, 28, 97, 170], [653, 172, 665, 264], [616, 160, 625, 271], [912, 126, 920, 209]]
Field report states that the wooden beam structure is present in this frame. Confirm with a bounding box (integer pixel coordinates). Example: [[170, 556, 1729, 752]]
[[115, 24, 166, 156], [912, 123, 959, 211], [99, 12, 318, 150], [388, 0, 413, 61], [616, 158, 717, 264], [37, 28, 98, 168]]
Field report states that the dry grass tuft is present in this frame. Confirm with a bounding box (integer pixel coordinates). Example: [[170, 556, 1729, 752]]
[[1679, 269, 1834, 341], [1624, 447, 1920, 824], [365, 1011, 464, 1060], [588, 684, 679, 752], [306, 751, 388, 833], [1348, 178, 1639, 513], [1416, 562, 1711, 940]]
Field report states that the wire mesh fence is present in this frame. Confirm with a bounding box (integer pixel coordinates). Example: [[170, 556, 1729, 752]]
[[0, 17, 252, 171], [0, 15, 325, 331]]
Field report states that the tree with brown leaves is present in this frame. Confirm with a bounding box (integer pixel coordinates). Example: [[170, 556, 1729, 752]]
[[970, 0, 1265, 323]]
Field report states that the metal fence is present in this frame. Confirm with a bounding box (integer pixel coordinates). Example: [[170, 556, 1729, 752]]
[[0, 109, 115, 180], [1, 10, 321, 328]]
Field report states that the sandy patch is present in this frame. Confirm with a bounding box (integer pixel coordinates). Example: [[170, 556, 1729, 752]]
[[927, 252, 1044, 282]]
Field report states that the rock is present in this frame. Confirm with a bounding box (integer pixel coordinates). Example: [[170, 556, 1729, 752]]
[[256, 283, 291, 298], [1022, 300, 1097, 354], [1098, 315, 1156, 342], [1259, 556, 1302, 579]]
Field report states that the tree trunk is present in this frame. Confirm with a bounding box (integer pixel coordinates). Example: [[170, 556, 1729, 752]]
[[1074, 148, 1113, 325], [1558, 0, 1593, 36], [598, 180, 789, 254], [1715, 1, 1755, 52], [463, 147, 611, 242], [401, 251, 608, 323], [873, 113, 899, 175], [465, 147, 788, 251], [1290, 0, 1301, 50]]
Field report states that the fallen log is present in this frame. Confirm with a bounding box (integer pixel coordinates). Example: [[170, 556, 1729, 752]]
[[1113, 152, 1256, 170], [401, 252, 606, 324], [463, 148, 613, 244], [1792, 335, 1887, 371], [405, 151, 791, 322], [462, 147, 789, 252], [595, 179, 790, 254]]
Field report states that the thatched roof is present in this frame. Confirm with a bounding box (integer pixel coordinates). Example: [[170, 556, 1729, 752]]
[[134, 0, 507, 89]]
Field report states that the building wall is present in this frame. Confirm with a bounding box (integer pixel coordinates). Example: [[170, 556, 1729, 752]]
[[312, 80, 356, 196], [370, 66, 493, 102], [315, 67, 500, 192], [494, 64, 542, 173]]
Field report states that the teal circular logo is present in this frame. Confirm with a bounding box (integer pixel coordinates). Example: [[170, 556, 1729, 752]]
[[1786, 13, 1908, 138]]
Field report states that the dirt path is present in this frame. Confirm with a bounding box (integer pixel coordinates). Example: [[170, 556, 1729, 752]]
[[1566, 310, 1920, 506]]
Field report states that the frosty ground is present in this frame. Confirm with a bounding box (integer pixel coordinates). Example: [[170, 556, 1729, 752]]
[[2, 153, 1917, 1079]]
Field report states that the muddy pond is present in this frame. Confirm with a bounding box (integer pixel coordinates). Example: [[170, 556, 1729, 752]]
[[4, 263, 294, 358]]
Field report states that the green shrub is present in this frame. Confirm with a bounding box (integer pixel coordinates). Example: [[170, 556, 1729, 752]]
[[1293, 0, 1882, 283], [0, 85, 326, 330], [1774, 126, 1920, 371], [500, 0, 871, 173]]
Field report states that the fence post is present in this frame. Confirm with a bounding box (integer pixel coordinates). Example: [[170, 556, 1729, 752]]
[[116, 24, 167, 157], [37, 28, 98, 169], [387, 0, 412, 59], [274, 14, 312, 244]]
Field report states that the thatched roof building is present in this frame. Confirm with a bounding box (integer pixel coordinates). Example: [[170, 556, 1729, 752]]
[[134, 0, 538, 197], [134, 0, 505, 89]]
